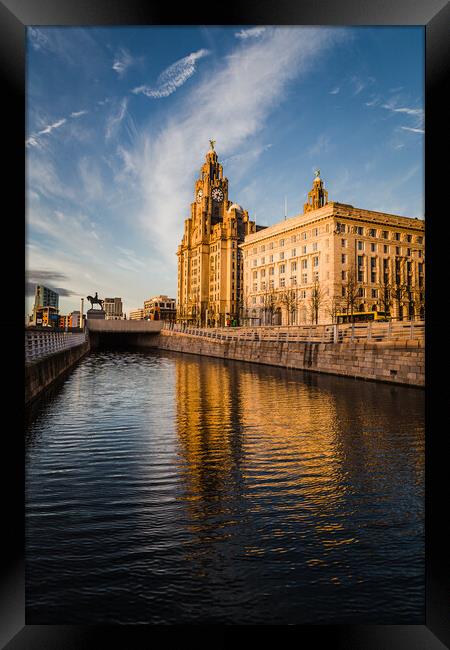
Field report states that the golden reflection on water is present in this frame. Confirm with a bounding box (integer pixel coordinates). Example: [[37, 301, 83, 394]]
[[174, 355, 424, 569], [26, 350, 425, 624]]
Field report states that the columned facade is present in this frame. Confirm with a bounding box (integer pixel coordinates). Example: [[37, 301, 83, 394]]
[[241, 174, 425, 325]]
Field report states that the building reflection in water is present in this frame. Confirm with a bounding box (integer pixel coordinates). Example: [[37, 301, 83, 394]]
[[174, 354, 424, 616], [25, 349, 424, 624]]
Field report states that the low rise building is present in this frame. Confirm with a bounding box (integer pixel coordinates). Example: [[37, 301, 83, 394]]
[[241, 173, 425, 325], [129, 308, 144, 320], [33, 305, 60, 328], [69, 311, 82, 328], [58, 314, 70, 329], [144, 295, 176, 321]]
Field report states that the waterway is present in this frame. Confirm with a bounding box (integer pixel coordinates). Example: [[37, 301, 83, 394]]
[[25, 349, 424, 624]]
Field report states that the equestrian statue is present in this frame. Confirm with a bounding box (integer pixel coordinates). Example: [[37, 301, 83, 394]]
[[86, 292, 104, 310]]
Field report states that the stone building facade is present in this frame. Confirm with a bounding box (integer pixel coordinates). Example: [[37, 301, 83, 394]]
[[177, 143, 265, 327], [104, 297, 123, 320], [144, 295, 176, 321], [241, 173, 425, 325]]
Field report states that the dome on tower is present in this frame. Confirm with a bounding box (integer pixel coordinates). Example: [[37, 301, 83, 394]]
[[228, 203, 242, 212]]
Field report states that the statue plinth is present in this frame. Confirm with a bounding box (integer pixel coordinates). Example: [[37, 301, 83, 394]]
[[87, 308, 106, 320]]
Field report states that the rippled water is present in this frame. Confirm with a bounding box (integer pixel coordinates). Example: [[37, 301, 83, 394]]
[[26, 349, 424, 624]]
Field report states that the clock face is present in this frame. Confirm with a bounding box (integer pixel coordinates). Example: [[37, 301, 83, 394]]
[[211, 187, 224, 202], [196, 189, 203, 203]]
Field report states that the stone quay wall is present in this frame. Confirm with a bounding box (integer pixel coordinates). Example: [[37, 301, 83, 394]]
[[157, 330, 424, 387], [25, 339, 90, 406]]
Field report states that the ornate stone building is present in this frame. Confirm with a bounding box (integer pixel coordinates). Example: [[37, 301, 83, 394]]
[[177, 142, 265, 327], [241, 172, 425, 325]]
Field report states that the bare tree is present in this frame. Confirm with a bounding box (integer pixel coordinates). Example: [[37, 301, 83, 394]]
[[241, 291, 253, 327], [342, 267, 360, 323], [408, 278, 425, 322], [261, 287, 278, 325], [308, 278, 325, 324], [279, 288, 298, 325], [416, 258, 425, 320], [325, 295, 344, 324], [415, 287, 425, 320], [378, 272, 393, 316], [296, 297, 307, 324], [392, 257, 408, 321]]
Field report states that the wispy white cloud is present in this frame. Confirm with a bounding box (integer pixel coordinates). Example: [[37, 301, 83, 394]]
[[381, 103, 423, 117], [105, 97, 128, 140], [221, 143, 274, 184], [27, 27, 104, 67], [27, 156, 76, 201], [234, 27, 266, 40], [26, 110, 88, 148], [349, 74, 375, 97], [26, 206, 152, 316], [112, 48, 135, 77], [222, 143, 272, 165], [132, 48, 210, 99], [126, 27, 348, 264], [37, 118, 66, 136], [381, 101, 424, 133], [115, 246, 147, 272], [25, 136, 42, 148], [401, 126, 424, 134], [308, 133, 331, 157], [27, 206, 102, 257], [365, 95, 381, 107], [329, 87, 340, 95], [78, 157, 105, 201]]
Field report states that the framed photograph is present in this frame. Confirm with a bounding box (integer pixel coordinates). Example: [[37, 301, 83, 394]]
[[6, 0, 448, 646]]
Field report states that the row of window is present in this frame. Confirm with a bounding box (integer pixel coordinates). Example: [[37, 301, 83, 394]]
[[336, 222, 423, 243], [247, 225, 423, 256], [251, 258, 319, 278], [250, 246, 322, 266], [251, 272, 321, 291], [350, 240, 423, 256], [248, 244, 423, 269], [250, 288, 315, 304], [251, 230, 322, 253], [341, 254, 425, 269]]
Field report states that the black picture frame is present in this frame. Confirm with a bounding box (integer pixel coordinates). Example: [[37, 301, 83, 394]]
[[4, 0, 448, 646]]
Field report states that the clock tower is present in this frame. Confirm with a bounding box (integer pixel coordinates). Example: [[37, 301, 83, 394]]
[[177, 142, 264, 327]]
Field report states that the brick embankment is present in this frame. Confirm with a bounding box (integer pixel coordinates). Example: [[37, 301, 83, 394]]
[[157, 330, 424, 387], [25, 340, 90, 406]]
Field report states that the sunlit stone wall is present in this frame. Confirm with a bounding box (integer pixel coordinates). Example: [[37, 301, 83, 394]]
[[157, 330, 424, 387]]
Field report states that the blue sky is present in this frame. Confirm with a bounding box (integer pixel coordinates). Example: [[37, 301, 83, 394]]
[[25, 26, 424, 317]]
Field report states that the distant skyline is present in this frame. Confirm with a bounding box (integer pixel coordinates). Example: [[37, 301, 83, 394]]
[[26, 26, 424, 317]]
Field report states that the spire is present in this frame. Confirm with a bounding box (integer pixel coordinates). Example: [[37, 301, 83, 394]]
[[303, 170, 329, 213]]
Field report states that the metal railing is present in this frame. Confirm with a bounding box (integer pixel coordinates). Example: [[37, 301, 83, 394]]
[[25, 330, 87, 363], [162, 320, 425, 344]]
